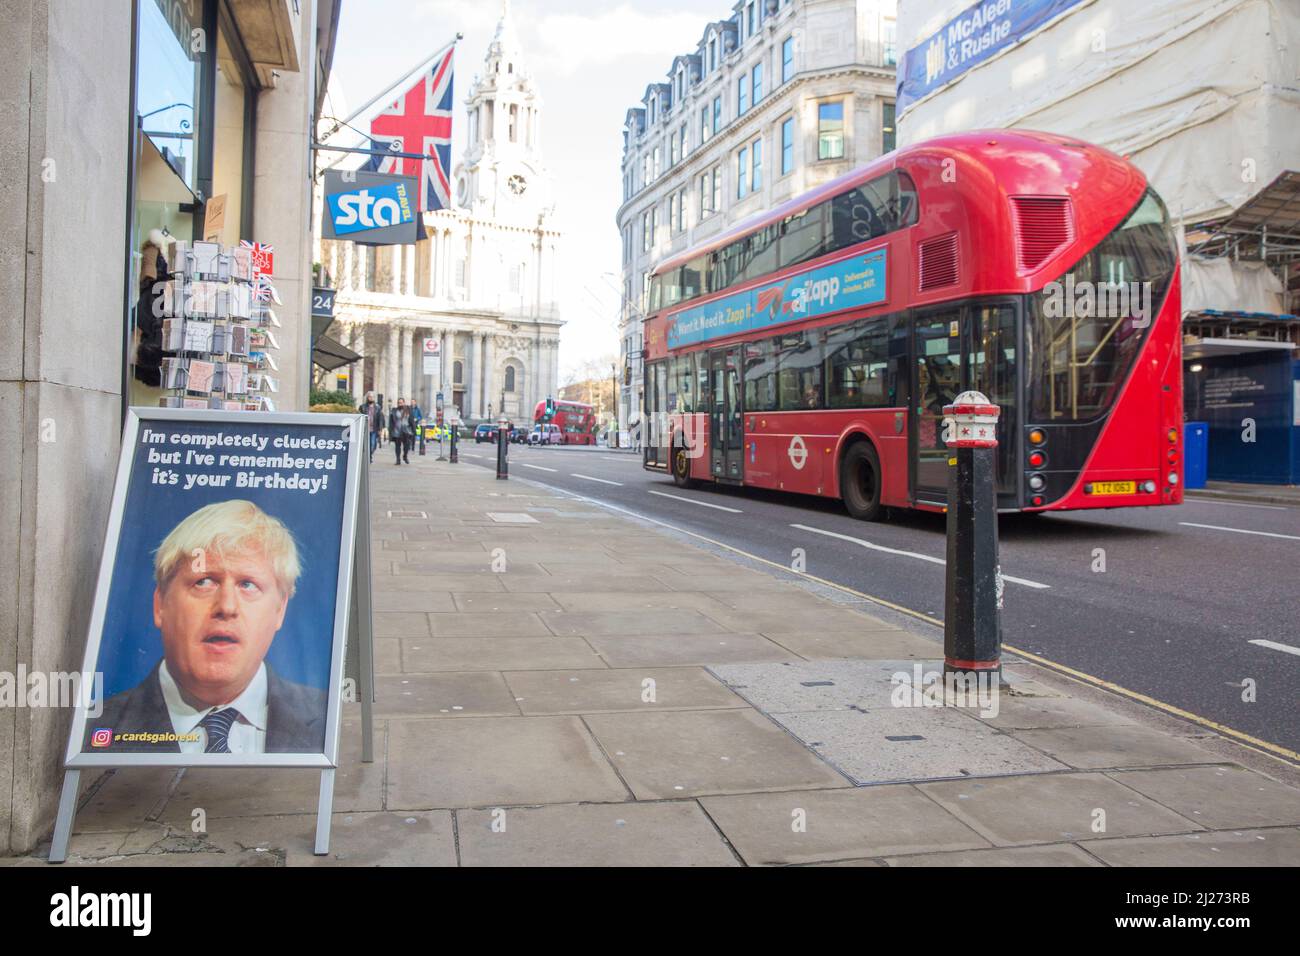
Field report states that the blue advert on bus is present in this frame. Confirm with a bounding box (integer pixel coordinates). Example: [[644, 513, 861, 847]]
[[667, 249, 887, 349]]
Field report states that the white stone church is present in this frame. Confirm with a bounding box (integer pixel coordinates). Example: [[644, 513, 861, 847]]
[[319, 9, 562, 422]]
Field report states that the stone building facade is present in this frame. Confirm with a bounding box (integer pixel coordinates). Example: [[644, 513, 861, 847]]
[[615, 0, 898, 438], [320, 9, 562, 423]]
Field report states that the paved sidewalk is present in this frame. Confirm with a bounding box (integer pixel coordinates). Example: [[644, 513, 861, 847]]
[[1187, 480, 1300, 507], [13, 455, 1300, 866]]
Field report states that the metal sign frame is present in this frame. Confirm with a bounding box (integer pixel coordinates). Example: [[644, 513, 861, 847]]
[[49, 407, 376, 861]]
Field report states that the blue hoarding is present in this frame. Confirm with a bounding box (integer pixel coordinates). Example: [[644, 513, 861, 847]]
[[667, 249, 887, 349], [896, 0, 1088, 114]]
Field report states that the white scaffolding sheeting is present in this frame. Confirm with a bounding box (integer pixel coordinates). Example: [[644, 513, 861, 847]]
[[896, 0, 1300, 225]]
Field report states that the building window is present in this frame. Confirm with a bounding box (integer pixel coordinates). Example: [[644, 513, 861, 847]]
[[701, 107, 710, 143], [676, 70, 684, 101], [679, 121, 688, 158], [454, 360, 464, 384], [712, 96, 722, 133], [747, 2, 756, 37], [509, 104, 518, 142], [738, 76, 748, 115], [648, 98, 656, 125], [651, 206, 658, 245], [737, 146, 748, 198], [505, 366, 516, 391], [677, 188, 687, 233], [652, 146, 661, 180], [752, 63, 763, 106], [642, 210, 651, 252], [365, 248, 377, 290], [712, 165, 722, 212], [751, 137, 762, 192], [456, 259, 466, 288], [782, 36, 794, 84], [818, 100, 845, 160], [883, 102, 896, 153], [883, 19, 897, 66], [670, 131, 678, 166], [781, 116, 794, 175], [668, 192, 678, 233], [708, 37, 717, 71], [509, 264, 522, 293]]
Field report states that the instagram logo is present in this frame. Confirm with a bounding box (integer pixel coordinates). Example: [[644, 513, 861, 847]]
[[90, 728, 113, 748]]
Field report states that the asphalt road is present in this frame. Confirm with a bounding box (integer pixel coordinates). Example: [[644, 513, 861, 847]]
[[451, 440, 1300, 757]]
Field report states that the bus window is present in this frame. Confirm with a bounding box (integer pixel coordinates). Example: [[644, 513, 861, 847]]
[[778, 204, 827, 270], [776, 332, 823, 410], [826, 319, 888, 407], [743, 339, 777, 412]]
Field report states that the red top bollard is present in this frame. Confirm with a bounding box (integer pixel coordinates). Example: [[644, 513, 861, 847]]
[[942, 390, 1000, 449]]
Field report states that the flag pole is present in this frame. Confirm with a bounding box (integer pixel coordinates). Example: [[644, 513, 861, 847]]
[[322, 33, 462, 143]]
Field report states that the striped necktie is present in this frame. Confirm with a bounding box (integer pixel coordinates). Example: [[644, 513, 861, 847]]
[[200, 707, 242, 753]]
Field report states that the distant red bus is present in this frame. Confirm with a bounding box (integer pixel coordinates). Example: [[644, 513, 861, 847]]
[[534, 399, 597, 445], [642, 130, 1183, 519]]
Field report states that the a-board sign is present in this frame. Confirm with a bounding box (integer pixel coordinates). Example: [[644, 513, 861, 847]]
[[65, 409, 367, 770]]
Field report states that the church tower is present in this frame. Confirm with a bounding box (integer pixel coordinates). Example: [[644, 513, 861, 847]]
[[455, 1, 553, 227]]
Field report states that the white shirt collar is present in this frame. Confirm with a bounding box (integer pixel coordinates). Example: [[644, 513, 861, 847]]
[[158, 660, 269, 733]]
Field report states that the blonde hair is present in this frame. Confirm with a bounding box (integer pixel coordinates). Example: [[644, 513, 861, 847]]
[[154, 500, 301, 598]]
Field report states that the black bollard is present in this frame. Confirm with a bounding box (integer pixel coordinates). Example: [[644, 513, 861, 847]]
[[419, 426, 426, 456], [449, 425, 459, 464], [942, 391, 1003, 679], [495, 421, 508, 480]]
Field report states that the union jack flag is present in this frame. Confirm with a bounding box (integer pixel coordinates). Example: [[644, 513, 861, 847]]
[[365, 46, 454, 212]]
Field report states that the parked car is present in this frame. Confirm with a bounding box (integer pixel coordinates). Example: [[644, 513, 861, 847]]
[[528, 424, 563, 446], [509, 427, 529, 444], [474, 424, 499, 443]]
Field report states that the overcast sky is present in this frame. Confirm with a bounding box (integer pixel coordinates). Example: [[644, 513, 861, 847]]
[[328, 0, 725, 381]]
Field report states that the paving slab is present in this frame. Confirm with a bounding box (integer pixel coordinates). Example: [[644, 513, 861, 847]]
[[499, 572, 654, 592], [546, 591, 733, 613], [655, 571, 794, 592], [199, 810, 458, 866], [918, 772, 1202, 846], [710, 659, 925, 712], [374, 572, 505, 593], [451, 592, 564, 612], [65, 768, 178, 832], [375, 673, 520, 718], [1079, 827, 1300, 866], [393, 557, 542, 574], [502, 667, 747, 715], [774, 708, 1068, 784], [699, 784, 988, 865], [586, 632, 794, 667], [1105, 765, 1300, 829], [457, 802, 740, 867], [583, 708, 848, 799], [374, 611, 432, 637], [386, 716, 629, 809], [401, 637, 606, 672], [883, 844, 1103, 866], [373, 591, 457, 613], [1014, 725, 1220, 769], [699, 606, 890, 633], [762, 629, 940, 660], [428, 611, 551, 638], [374, 637, 402, 674], [973, 694, 1139, 731], [539, 608, 728, 637]]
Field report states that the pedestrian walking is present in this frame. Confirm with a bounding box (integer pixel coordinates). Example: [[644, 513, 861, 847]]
[[389, 398, 414, 465], [358, 391, 383, 463]]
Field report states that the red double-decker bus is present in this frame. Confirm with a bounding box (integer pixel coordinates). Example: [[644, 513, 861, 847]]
[[534, 399, 597, 445], [642, 130, 1183, 519]]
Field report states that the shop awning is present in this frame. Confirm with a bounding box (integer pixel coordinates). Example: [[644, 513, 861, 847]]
[[312, 334, 361, 371]]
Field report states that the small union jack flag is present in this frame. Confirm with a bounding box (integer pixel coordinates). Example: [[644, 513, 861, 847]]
[[365, 45, 454, 212], [239, 240, 274, 279]]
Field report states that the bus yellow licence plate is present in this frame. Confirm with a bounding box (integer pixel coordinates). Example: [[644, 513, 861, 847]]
[[1091, 481, 1136, 496]]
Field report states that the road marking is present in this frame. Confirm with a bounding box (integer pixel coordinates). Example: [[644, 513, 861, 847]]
[[1249, 639, 1300, 658], [790, 523, 1051, 589], [572, 473, 623, 486], [508, 474, 1299, 767], [647, 489, 742, 513], [464, 453, 482, 458], [1192, 499, 1289, 511], [519, 463, 558, 473], [1180, 522, 1300, 541], [603, 456, 636, 463]]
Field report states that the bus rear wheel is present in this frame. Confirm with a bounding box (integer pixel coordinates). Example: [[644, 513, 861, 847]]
[[672, 445, 696, 488], [841, 442, 884, 521]]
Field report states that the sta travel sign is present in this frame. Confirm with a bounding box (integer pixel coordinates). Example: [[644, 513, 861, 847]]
[[896, 0, 1088, 114], [321, 169, 419, 244], [666, 249, 887, 349]]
